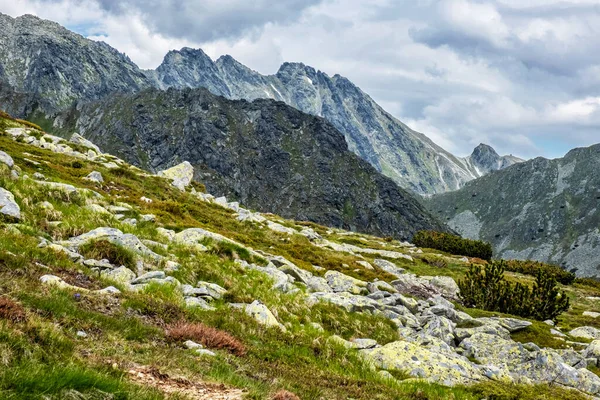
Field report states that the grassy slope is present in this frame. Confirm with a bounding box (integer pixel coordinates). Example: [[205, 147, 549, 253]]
[[0, 116, 596, 400]]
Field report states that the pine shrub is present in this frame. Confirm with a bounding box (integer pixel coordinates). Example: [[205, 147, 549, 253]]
[[413, 230, 493, 261], [503, 259, 575, 285], [458, 260, 570, 321]]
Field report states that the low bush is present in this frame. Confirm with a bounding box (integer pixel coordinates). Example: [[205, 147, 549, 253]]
[[70, 160, 84, 169], [574, 277, 600, 290], [78, 239, 136, 269], [419, 254, 448, 268], [0, 297, 26, 323], [413, 231, 493, 261], [272, 390, 301, 400], [165, 322, 247, 356], [503, 259, 575, 285], [459, 260, 570, 321]]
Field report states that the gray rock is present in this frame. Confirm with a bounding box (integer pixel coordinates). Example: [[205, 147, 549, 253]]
[[373, 259, 405, 278], [244, 300, 286, 331], [308, 292, 380, 313], [324, 270, 367, 294], [0, 150, 14, 168], [84, 171, 103, 183], [185, 297, 215, 310], [195, 349, 216, 357], [570, 326, 600, 340], [70, 133, 101, 153], [101, 266, 136, 285], [0, 187, 20, 220], [184, 340, 203, 349], [350, 338, 378, 349], [130, 271, 166, 285], [157, 161, 194, 191]]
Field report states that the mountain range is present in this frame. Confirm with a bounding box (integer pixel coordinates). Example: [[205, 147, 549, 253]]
[[0, 13, 520, 196]]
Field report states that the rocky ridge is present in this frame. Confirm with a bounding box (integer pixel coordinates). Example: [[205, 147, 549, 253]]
[[1, 118, 600, 399], [0, 13, 520, 196], [427, 143, 600, 277]]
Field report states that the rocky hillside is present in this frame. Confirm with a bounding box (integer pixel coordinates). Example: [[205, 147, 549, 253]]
[[427, 144, 600, 277], [1, 113, 600, 399], [0, 13, 520, 195], [58, 87, 446, 240], [149, 48, 523, 194]]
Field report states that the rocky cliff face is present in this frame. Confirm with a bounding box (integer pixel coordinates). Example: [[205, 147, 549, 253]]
[[427, 144, 600, 276], [0, 13, 152, 115], [62, 87, 447, 239], [150, 48, 522, 194]]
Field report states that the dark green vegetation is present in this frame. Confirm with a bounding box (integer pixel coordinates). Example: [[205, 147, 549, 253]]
[[413, 230, 493, 260], [503, 259, 575, 285], [79, 240, 136, 269], [459, 261, 570, 321]]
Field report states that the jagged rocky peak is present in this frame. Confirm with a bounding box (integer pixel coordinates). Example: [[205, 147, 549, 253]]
[[465, 143, 524, 176]]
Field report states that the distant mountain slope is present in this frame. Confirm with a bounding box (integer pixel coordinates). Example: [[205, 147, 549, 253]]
[[61, 87, 448, 239], [427, 144, 600, 276], [149, 48, 522, 194]]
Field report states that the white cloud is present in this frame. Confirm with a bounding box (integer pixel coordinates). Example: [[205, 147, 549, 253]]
[[2, 0, 600, 160]]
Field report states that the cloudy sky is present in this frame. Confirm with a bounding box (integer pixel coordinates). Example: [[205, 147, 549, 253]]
[[2, 0, 600, 159]]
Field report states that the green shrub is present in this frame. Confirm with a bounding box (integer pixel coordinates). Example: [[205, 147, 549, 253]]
[[413, 230, 493, 260], [503, 259, 575, 285], [78, 240, 136, 268], [574, 277, 600, 290], [459, 261, 570, 321]]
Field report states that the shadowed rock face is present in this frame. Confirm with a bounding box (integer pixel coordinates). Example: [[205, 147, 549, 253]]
[[61, 87, 448, 240], [427, 144, 600, 277], [466, 144, 523, 176]]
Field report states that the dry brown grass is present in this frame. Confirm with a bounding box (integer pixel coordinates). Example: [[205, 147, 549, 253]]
[[165, 322, 247, 357], [272, 390, 301, 400], [0, 296, 26, 323]]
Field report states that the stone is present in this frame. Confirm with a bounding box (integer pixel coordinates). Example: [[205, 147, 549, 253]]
[[184, 340, 203, 349], [543, 320, 555, 326], [308, 292, 380, 313], [454, 324, 511, 343], [40, 275, 88, 292], [373, 259, 405, 278], [356, 260, 374, 270], [350, 338, 378, 349], [305, 276, 333, 293], [185, 297, 216, 310], [329, 335, 357, 349], [157, 161, 194, 191], [247, 264, 295, 293], [477, 317, 532, 333], [140, 214, 156, 222], [76, 330, 88, 338], [130, 271, 166, 285], [324, 270, 367, 294], [244, 300, 286, 331], [195, 349, 216, 357], [570, 326, 600, 340], [95, 286, 121, 295], [85, 204, 111, 214], [70, 133, 101, 153], [583, 311, 600, 318], [33, 172, 46, 180], [367, 281, 397, 294], [101, 266, 136, 285], [551, 329, 566, 337], [422, 316, 456, 346], [584, 340, 600, 363], [361, 341, 483, 386], [35, 181, 78, 195], [0, 187, 20, 220], [195, 281, 227, 299], [0, 150, 14, 168], [300, 227, 321, 241], [84, 171, 103, 183]]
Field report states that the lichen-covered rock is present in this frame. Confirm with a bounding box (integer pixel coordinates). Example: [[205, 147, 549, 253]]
[[0, 187, 20, 220], [361, 341, 483, 386], [195, 281, 227, 299], [373, 259, 405, 278], [157, 161, 194, 191], [422, 316, 456, 346], [570, 326, 600, 340], [101, 266, 136, 285], [244, 300, 286, 331], [325, 270, 367, 294], [130, 271, 166, 285], [477, 317, 532, 333], [185, 296, 216, 310]]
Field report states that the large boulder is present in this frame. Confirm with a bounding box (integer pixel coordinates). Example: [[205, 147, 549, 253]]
[[157, 161, 194, 191], [570, 326, 600, 340], [325, 270, 368, 294], [373, 259, 406, 278], [361, 341, 483, 386], [0, 187, 20, 220], [0, 151, 14, 168], [70, 133, 101, 153], [244, 300, 286, 331]]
